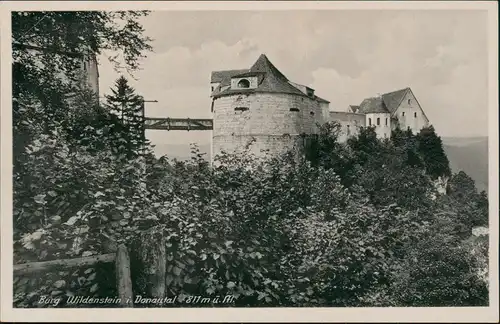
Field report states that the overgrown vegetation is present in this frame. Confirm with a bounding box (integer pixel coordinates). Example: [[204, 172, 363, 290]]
[[12, 11, 488, 308]]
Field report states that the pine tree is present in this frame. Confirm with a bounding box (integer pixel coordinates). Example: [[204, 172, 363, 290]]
[[104, 76, 145, 158], [416, 125, 451, 180]]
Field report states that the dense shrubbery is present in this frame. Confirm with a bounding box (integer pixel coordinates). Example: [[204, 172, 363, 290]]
[[14, 115, 489, 307], [12, 11, 488, 308]]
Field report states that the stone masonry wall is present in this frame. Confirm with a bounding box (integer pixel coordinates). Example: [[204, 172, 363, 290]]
[[212, 92, 325, 158], [329, 111, 366, 142]]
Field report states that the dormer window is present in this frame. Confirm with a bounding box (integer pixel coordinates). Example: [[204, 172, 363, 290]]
[[237, 79, 250, 88]]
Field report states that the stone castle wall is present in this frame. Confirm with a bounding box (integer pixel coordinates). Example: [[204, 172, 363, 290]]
[[212, 92, 326, 158], [328, 111, 366, 142]]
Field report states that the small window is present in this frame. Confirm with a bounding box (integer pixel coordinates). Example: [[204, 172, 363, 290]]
[[234, 107, 249, 112], [237, 79, 250, 88], [384, 133, 387, 138], [368, 118, 372, 126], [407, 126, 411, 131], [402, 112, 405, 117], [414, 112, 417, 118], [376, 118, 380, 126], [408, 99, 411, 104], [211, 86, 214, 91], [310, 111, 315, 116], [385, 118, 388, 126], [290, 108, 300, 112]]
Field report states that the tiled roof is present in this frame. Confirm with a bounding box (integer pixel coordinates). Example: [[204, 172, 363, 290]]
[[348, 105, 360, 113], [315, 96, 330, 104], [212, 54, 308, 98], [356, 87, 411, 115], [358, 96, 390, 114], [211, 69, 249, 84], [381, 87, 410, 114]]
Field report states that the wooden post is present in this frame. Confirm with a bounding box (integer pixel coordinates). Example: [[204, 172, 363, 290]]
[[137, 229, 167, 298], [150, 236, 167, 298], [115, 244, 134, 307]]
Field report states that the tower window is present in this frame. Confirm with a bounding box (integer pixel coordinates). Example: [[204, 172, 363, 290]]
[[402, 112, 405, 117], [385, 118, 388, 126], [290, 108, 300, 112], [237, 79, 250, 88], [368, 118, 372, 126], [377, 118, 380, 126], [414, 112, 417, 118]]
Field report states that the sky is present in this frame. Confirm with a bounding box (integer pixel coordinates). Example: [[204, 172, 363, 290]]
[[97, 10, 489, 153]]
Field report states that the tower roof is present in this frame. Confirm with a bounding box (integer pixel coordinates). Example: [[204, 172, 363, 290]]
[[212, 54, 307, 98]]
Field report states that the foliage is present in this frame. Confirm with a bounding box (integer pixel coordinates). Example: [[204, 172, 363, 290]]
[[416, 125, 452, 180], [104, 76, 145, 158]]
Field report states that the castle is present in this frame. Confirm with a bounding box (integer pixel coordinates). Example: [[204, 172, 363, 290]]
[[210, 54, 430, 158]]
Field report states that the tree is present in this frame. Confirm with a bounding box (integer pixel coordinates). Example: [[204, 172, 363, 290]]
[[104, 76, 145, 158], [416, 125, 451, 179], [446, 171, 489, 228]]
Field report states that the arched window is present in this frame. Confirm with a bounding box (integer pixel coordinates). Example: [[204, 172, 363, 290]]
[[237, 79, 250, 88], [368, 118, 372, 126], [376, 118, 380, 126]]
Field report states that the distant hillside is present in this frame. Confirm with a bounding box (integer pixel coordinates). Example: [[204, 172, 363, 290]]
[[441, 136, 489, 193], [151, 137, 489, 193]]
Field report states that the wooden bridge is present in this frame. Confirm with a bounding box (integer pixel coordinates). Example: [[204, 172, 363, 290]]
[[143, 117, 213, 131]]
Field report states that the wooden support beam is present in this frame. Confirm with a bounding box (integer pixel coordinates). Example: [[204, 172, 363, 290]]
[[115, 244, 134, 307], [13, 253, 115, 276], [144, 117, 213, 131]]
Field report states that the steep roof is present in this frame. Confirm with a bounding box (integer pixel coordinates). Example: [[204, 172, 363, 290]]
[[381, 87, 410, 114], [315, 95, 330, 104], [356, 87, 411, 115], [212, 54, 307, 98], [358, 96, 390, 114], [211, 69, 249, 84], [348, 105, 360, 113]]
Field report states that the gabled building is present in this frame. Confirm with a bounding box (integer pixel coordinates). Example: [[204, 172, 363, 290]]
[[348, 87, 430, 138]]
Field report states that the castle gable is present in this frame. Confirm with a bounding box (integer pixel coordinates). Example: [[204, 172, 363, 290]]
[[381, 87, 410, 115], [392, 88, 430, 126]]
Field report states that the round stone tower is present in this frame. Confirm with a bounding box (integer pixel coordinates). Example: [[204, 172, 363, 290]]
[[210, 54, 330, 159]]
